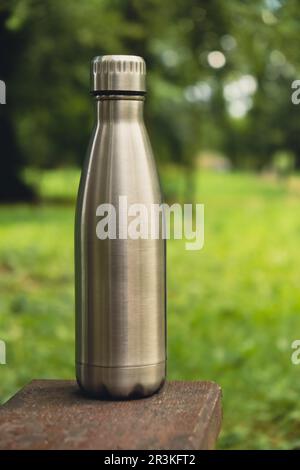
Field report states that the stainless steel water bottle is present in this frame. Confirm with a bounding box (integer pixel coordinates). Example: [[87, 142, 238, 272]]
[[75, 55, 166, 398]]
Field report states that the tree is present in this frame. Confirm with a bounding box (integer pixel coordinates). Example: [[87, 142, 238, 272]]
[[0, 5, 34, 200]]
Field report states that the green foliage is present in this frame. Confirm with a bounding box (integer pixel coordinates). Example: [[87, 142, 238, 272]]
[[272, 150, 295, 177], [1, 168, 300, 449], [24, 167, 80, 202], [3, 0, 300, 181]]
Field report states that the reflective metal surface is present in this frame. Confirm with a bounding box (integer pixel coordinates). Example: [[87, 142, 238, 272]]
[[91, 55, 146, 93], [75, 58, 166, 398]]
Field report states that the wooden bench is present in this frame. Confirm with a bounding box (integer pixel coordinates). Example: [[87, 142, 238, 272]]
[[0, 380, 222, 450]]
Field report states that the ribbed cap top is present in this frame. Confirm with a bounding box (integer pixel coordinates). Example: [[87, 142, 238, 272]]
[[91, 55, 146, 94]]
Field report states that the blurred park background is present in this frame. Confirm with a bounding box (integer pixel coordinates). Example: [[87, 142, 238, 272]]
[[1, 0, 300, 449]]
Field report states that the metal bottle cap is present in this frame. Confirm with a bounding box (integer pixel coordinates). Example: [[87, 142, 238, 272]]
[[91, 55, 146, 94]]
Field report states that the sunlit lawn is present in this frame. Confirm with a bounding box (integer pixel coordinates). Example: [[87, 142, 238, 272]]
[[1, 168, 300, 449]]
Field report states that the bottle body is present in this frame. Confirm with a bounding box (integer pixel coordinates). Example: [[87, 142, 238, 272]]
[[75, 95, 166, 398]]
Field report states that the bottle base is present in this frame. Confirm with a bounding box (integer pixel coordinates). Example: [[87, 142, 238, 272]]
[[76, 362, 166, 399]]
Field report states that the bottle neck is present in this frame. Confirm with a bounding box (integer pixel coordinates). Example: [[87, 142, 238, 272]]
[[95, 95, 145, 122]]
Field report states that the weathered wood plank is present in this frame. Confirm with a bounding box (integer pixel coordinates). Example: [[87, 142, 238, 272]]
[[0, 380, 222, 450]]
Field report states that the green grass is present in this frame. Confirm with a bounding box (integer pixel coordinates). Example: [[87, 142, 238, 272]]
[[1, 168, 300, 449]]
